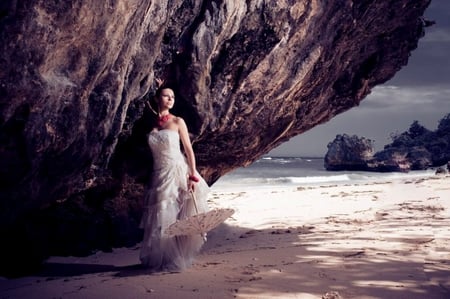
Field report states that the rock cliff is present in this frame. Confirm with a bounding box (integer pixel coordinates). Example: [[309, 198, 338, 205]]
[[0, 0, 432, 275]]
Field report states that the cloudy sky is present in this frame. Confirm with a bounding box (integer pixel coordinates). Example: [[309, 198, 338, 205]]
[[270, 0, 450, 157]]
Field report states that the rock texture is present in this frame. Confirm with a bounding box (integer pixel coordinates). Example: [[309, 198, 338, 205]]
[[324, 134, 374, 171], [0, 0, 432, 275], [324, 115, 450, 172]]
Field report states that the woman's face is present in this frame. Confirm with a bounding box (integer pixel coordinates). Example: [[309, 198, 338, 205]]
[[159, 88, 175, 110]]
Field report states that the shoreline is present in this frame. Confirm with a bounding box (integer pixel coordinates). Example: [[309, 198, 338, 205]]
[[1, 174, 449, 298]]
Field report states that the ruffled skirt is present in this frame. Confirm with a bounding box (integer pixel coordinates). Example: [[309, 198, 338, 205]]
[[139, 159, 209, 271]]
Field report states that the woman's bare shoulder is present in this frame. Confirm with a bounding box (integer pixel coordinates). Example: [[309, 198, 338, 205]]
[[172, 115, 186, 125]]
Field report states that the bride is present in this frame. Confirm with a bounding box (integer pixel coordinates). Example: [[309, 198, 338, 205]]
[[139, 85, 209, 271]]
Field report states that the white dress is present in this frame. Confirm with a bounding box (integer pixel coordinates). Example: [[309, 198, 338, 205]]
[[139, 129, 209, 271]]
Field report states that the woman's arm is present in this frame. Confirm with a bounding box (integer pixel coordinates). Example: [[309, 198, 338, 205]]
[[177, 117, 198, 188]]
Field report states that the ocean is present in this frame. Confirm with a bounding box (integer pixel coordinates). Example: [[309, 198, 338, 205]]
[[211, 156, 438, 192]]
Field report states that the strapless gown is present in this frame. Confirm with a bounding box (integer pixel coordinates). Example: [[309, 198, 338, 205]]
[[139, 129, 209, 271]]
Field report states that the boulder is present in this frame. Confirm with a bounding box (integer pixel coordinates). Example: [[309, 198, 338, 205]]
[[369, 148, 411, 172], [324, 134, 374, 171]]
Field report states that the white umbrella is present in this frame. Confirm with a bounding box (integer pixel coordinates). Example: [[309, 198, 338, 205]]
[[165, 191, 235, 240]]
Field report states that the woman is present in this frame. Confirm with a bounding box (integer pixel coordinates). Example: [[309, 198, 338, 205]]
[[139, 86, 209, 271]]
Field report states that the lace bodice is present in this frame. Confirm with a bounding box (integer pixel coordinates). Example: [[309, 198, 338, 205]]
[[147, 129, 185, 170]]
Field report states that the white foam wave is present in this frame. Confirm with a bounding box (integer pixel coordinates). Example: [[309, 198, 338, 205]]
[[213, 169, 437, 192], [215, 174, 351, 188]]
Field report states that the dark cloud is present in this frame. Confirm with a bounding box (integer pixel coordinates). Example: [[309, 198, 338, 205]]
[[390, 40, 450, 86], [270, 0, 450, 157], [389, 3, 450, 86], [272, 89, 450, 157], [426, 0, 450, 25]]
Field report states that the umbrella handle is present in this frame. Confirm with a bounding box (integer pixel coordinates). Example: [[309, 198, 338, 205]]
[[189, 190, 207, 241], [190, 190, 199, 215]]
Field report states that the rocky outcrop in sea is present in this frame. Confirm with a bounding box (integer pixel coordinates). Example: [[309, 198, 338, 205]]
[[325, 114, 450, 172]]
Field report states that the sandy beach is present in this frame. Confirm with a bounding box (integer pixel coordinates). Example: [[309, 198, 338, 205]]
[[1, 174, 449, 299]]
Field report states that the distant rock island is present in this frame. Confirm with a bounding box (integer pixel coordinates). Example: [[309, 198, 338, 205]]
[[325, 113, 450, 172]]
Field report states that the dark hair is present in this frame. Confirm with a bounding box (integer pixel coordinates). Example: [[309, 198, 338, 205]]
[[155, 85, 172, 99]]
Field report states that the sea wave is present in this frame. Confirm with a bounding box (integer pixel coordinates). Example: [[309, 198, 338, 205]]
[[214, 174, 352, 189], [211, 156, 438, 192], [258, 156, 310, 163], [212, 169, 437, 192]]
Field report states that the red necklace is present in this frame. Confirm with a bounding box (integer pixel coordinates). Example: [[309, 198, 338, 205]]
[[158, 113, 172, 127]]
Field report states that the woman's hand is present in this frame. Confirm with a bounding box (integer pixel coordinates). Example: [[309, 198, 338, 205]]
[[155, 78, 164, 88], [188, 174, 199, 191], [188, 180, 196, 191]]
